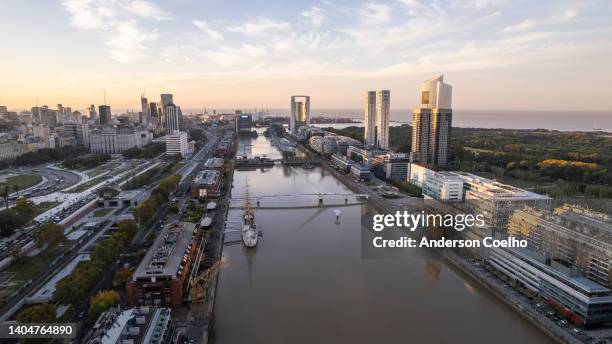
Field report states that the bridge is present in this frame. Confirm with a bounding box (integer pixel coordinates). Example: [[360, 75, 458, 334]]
[[230, 192, 369, 209]]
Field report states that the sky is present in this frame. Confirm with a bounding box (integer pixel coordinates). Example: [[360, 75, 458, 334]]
[[1, 0, 611, 112]]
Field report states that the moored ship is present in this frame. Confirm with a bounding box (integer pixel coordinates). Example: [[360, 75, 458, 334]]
[[242, 183, 258, 248]]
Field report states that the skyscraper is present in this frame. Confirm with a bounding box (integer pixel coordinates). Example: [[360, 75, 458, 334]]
[[364, 91, 376, 147], [88, 104, 97, 122], [99, 105, 112, 125], [376, 90, 390, 149], [164, 103, 179, 132], [290, 95, 310, 133], [411, 75, 453, 166], [160, 94, 173, 107], [140, 95, 150, 127], [149, 102, 159, 127]]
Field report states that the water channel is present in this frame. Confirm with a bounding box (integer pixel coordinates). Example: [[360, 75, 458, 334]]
[[212, 129, 553, 344]]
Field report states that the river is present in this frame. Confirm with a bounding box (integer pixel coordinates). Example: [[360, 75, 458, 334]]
[[211, 130, 554, 344]]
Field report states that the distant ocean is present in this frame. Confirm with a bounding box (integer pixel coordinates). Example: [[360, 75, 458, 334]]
[[192, 108, 611, 132]]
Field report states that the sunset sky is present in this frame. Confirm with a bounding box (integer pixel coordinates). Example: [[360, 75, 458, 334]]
[[1, 0, 611, 112]]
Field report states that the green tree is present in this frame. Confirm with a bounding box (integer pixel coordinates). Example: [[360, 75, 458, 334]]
[[91, 237, 124, 266], [87, 290, 120, 320], [33, 223, 66, 249], [117, 219, 139, 239], [14, 197, 34, 217], [134, 201, 156, 223], [16, 303, 56, 323], [113, 267, 133, 287]]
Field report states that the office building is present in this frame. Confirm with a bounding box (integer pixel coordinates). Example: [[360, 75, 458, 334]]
[[83, 307, 177, 344], [290, 95, 310, 133], [423, 171, 464, 201], [331, 153, 354, 174], [376, 90, 390, 149], [508, 204, 612, 288], [350, 164, 372, 181], [140, 95, 150, 127], [149, 102, 159, 126], [160, 94, 173, 107], [454, 172, 550, 230], [165, 130, 189, 157], [411, 75, 453, 166], [235, 114, 253, 133], [364, 91, 376, 147], [99, 105, 112, 125], [88, 104, 97, 122], [127, 221, 199, 307], [164, 103, 179, 132], [89, 126, 152, 154], [488, 246, 612, 325]]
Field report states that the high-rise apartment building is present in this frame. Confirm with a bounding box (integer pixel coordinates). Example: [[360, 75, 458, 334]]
[[99, 105, 112, 125], [160, 94, 173, 107], [290, 95, 310, 133], [411, 75, 453, 166], [364, 91, 376, 147], [376, 90, 390, 149], [149, 102, 159, 126]]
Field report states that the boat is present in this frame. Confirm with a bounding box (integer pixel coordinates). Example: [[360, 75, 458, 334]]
[[242, 182, 258, 248]]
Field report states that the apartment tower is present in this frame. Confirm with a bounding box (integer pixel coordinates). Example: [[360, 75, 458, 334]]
[[411, 75, 452, 166], [290, 95, 310, 133], [364, 91, 376, 147]]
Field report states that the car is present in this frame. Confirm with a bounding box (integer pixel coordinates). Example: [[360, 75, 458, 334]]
[[559, 319, 568, 325], [571, 328, 581, 334]]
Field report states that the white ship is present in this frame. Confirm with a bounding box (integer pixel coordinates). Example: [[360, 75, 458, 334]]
[[242, 183, 258, 248]]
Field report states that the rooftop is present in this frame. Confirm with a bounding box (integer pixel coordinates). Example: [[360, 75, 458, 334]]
[[193, 169, 220, 186], [133, 221, 197, 281]]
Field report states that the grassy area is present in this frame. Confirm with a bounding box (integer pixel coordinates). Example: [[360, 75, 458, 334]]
[[92, 208, 114, 217], [0, 174, 41, 191], [3, 247, 65, 283], [66, 176, 107, 193]]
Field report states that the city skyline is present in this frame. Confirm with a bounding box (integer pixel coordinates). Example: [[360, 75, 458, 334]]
[[1, 0, 612, 111]]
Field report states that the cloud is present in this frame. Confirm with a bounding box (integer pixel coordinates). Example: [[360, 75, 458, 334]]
[[193, 20, 224, 41], [360, 3, 392, 23], [227, 17, 291, 35], [61, 0, 170, 63], [498, 19, 535, 33], [301, 6, 325, 27]]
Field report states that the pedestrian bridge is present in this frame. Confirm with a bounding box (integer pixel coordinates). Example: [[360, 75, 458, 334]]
[[229, 193, 369, 209]]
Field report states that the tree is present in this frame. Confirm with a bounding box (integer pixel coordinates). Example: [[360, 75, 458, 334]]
[[97, 187, 119, 199], [91, 237, 124, 266], [33, 223, 66, 249], [117, 219, 139, 239], [134, 201, 156, 224], [17, 303, 57, 323], [88, 290, 119, 320], [54, 263, 101, 306], [113, 268, 132, 287], [14, 197, 34, 217]]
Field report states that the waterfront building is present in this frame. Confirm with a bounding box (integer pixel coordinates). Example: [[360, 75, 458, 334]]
[[127, 221, 199, 307], [235, 114, 253, 133], [309, 135, 361, 155], [350, 164, 372, 181], [411, 75, 452, 166], [165, 130, 189, 157], [290, 95, 310, 133], [508, 204, 612, 288], [89, 126, 152, 154], [331, 153, 354, 173], [191, 169, 222, 198], [364, 91, 376, 147], [423, 171, 464, 201], [370, 154, 410, 181], [408, 162, 431, 187], [376, 90, 390, 149], [488, 246, 612, 325], [84, 307, 177, 344], [99, 105, 112, 125], [454, 172, 551, 230], [203, 157, 225, 169]]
